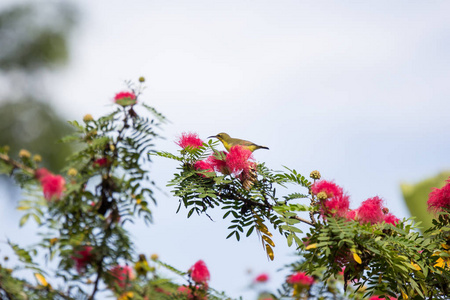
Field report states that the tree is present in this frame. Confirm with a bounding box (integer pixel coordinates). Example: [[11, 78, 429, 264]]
[[0, 79, 449, 299]]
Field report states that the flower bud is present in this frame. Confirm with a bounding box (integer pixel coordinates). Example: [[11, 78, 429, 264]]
[[33, 154, 42, 162], [67, 168, 78, 177], [317, 191, 328, 200], [83, 114, 94, 122], [150, 254, 159, 261], [310, 170, 321, 180], [19, 149, 31, 159], [139, 76, 145, 82]]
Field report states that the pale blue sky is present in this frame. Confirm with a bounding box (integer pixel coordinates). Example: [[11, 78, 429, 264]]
[[1, 1, 450, 299]]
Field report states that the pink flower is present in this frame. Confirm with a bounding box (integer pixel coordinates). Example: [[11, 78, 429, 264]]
[[176, 132, 204, 149], [311, 180, 343, 198], [194, 160, 215, 177], [208, 152, 230, 175], [40, 174, 66, 201], [71, 246, 94, 274], [189, 260, 210, 284], [346, 209, 357, 220], [369, 296, 396, 300], [178, 286, 207, 300], [114, 91, 137, 106], [35, 168, 51, 181], [383, 213, 400, 225], [255, 273, 269, 283], [225, 145, 253, 176], [93, 157, 108, 167], [287, 272, 314, 286], [427, 178, 450, 212], [323, 194, 350, 218], [356, 196, 385, 224], [109, 265, 134, 290]]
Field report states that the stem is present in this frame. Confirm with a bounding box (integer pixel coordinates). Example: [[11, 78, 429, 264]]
[[0, 153, 35, 176], [89, 108, 130, 300], [292, 215, 314, 226]]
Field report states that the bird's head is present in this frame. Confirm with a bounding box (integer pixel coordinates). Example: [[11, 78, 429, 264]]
[[208, 132, 231, 143]]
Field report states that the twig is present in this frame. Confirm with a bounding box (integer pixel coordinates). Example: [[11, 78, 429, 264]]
[[292, 215, 314, 226], [0, 153, 35, 176]]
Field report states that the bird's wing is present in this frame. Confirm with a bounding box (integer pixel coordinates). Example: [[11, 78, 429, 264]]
[[235, 139, 258, 147]]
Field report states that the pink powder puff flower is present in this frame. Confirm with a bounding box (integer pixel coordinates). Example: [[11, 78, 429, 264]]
[[71, 246, 94, 274], [93, 157, 108, 167], [323, 194, 350, 218], [369, 296, 396, 300], [356, 196, 385, 224], [346, 209, 357, 221], [383, 213, 400, 226], [194, 160, 215, 177], [109, 265, 135, 290], [189, 260, 210, 284], [427, 178, 450, 213], [114, 91, 137, 106], [255, 273, 269, 283], [208, 153, 230, 175], [311, 180, 343, 199], [176, 132, 204, 149], [35, 168, 51, 181], [40, 173, 66, 201], [225, 145, 253, 176], [287, 272, 314, 286]]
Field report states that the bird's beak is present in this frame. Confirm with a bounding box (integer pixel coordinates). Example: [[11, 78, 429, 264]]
[[208, 135, 217, 139]]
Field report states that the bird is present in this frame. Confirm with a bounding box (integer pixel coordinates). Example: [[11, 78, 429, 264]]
[[208, 132, 269, 152]]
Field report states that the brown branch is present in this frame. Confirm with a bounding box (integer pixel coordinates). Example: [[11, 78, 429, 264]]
[[292, 215, 314, 226], [0, 153, 35, 176]]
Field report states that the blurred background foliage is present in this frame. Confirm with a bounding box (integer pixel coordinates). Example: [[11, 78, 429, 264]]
[[401, 171, 450, 231], [0, 1, 78, 173]]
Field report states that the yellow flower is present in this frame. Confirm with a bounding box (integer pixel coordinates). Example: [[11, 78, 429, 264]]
[[19, 149, 31, 159], [67, 168, 78, 176], [83, 114, 94, 122], [118, 291, 134, 300], [33, 154, 42, 162]]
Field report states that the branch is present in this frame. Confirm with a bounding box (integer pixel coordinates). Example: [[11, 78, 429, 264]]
[[0, 153, 35, 176], [292, 215, 314, 226]]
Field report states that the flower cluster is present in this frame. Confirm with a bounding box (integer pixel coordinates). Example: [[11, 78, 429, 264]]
[[255, 273, 269, 283], [287, 271, 314, 297], [176, 132, 204, 149], [93, 157, 109, 168], [114, 91, 137, 106], [108, 265, 135, 291], [287, 271, 314, 286], [178, 260, 210, 300], [311, 180, 399, 225], [349, 196, 399, 225], [35, 168, 66, 201], [310, 180, 349, 218], [427, 177, 450, 213], [175, 132, 257, 188], [207, 146, 255, 177], [71, 246, 94, 274], [189, 260, 210, 284]]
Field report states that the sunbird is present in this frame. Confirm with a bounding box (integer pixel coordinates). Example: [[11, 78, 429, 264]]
[[209, 132, 269, 152]]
